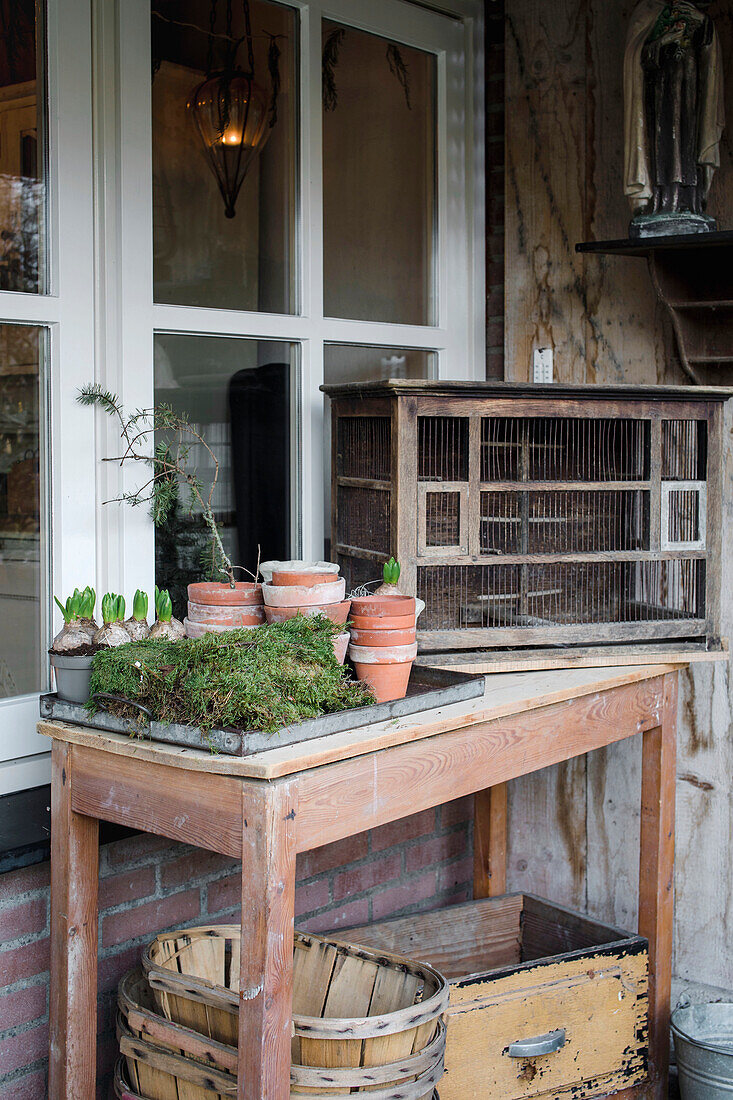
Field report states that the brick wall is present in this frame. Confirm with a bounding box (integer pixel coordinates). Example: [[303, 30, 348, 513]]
[[0, 796, 473, 1098], [486, 0, 505, 380]]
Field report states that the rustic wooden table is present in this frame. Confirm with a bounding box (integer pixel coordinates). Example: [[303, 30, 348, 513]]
[[41, 662, 681, 1100]]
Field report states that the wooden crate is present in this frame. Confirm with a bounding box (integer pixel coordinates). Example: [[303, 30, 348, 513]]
[[342, 893, 649, 1100], [323, 379, 727, 653]]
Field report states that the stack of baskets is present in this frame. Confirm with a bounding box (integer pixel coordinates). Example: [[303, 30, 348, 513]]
[[115, 925, 448, 1099]]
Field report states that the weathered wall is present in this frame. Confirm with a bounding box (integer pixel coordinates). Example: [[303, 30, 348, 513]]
[[503, 0, 733, 1003]]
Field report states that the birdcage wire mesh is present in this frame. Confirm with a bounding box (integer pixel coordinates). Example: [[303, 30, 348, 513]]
[[662, 419, 706, 480], [337, 487, 390, 553], [480, 417, 649, 482], [425, 492, 461, 547], [418, 417, 468, 481], [337, 555, 381, 594], [337, 417, 392, 480]]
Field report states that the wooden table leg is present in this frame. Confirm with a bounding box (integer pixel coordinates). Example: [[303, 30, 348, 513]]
[[239, 779, 298, 1100], [49, 742, 99, 1100], [638, 671, 678, 1100], [473, 783, 508, 898]]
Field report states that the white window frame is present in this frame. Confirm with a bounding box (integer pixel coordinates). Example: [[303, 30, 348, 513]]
[[0, 0, 96, 794], [0, 0, 484, 793]]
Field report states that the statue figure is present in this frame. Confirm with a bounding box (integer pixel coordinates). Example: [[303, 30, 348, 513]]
[[624, 1, 725, 237]]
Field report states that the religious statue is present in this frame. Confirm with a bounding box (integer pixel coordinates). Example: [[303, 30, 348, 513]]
[[624, 1, 725, 237]]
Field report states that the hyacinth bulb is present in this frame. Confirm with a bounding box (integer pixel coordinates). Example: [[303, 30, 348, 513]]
[[189, 70, 269, 218]]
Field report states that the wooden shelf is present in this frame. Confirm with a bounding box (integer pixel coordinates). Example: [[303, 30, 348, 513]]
[[577, 234, 733, 385]]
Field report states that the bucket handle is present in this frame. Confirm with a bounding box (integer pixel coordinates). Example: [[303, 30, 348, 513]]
[[92, 692, 153, 723]]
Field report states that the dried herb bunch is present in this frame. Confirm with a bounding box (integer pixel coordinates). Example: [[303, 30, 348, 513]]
[[77, 385, 237, 587], [88, 616, 374, 733]]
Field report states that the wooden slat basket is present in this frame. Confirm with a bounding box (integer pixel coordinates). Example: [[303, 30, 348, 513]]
[[141, 925, 448, 1099]]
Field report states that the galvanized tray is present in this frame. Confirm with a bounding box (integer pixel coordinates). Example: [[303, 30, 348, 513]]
[[39, 666, 485, 757]]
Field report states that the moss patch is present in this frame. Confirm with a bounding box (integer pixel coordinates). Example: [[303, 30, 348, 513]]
[[88, 616, 373, 733]]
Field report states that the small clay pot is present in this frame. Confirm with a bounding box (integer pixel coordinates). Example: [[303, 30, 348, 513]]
[[333, 631, 350, 665], [349, 595, 416, 619], [260, 560, 339, 585], [348, 641, 418, 703], [187, 601, 265, 628], [349, 626, 416, 647], [264, 600, 352, 626], [349, 612, 416, 631], [187, 581, 263, 606], [184, 618, 258, 639], [271, 569, 337, 587], [262, 578, 346, 607]]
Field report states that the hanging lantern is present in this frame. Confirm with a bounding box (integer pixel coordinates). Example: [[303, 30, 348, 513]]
[[189, 68, 269, 218], [188, 0, 271, 219]]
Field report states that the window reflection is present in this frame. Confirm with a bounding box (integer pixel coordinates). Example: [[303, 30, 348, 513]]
[[0, 1, 47, 293], [0, 325, 46, 697], [154, 333, 297, 617]]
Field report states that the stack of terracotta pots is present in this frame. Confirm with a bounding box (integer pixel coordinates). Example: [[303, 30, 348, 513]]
[[348, 595, 418, 703], [184, 581, 264, 639], [261, 562, 351, 663]]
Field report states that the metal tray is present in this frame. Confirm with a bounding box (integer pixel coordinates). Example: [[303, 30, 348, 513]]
[[39, 666, 485, 757]]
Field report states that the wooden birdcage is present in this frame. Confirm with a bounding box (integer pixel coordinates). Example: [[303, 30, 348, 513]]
[[323, 380, 728, 653]]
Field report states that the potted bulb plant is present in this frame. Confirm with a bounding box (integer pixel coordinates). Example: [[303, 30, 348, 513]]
[[77, 385, 261, 626], [49, 587, 99, 703], [150, 587, 186, 640], [124, 589, 151, 641], [93, 594, 130, 648]]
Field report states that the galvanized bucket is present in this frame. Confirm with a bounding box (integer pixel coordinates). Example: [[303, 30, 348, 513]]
[[672, 1003, 733, 1098]]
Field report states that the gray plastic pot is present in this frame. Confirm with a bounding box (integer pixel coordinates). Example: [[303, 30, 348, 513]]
[[50, 652, 94, 705]]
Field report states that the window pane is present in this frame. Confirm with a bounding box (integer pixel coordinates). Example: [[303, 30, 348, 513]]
[[151, 0, 297, 313], [0, 2, 47, 293], [322, 21, 436, 325], [154, 333, 298, 616], [324, 344, 434, 386], [0, 325, 47, 696]]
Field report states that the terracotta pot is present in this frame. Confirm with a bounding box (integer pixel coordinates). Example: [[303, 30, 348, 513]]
[[349, 626, 416, 647], [187, 581, 263, 607], [260, 559, 339, 585], [348, 642, 418, 703], [349, 612, 416, 631], [348, 642, 418, 664], [264, 600, 352, 626], [187, 600, 265, 627], [184, 618, 258, 639], [271, 569, 337, 588], [333, 631, 350, 664], [349, 595, 416, 619], [262, 578, 346, 607]]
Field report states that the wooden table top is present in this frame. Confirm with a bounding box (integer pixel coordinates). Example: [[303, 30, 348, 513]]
[[38, 663, 683, 782]]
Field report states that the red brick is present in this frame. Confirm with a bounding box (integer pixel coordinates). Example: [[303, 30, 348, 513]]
[[0, 937, 49, 987], [1, 1069, 47, 1099], [0, 862, 49, 904], [102, 889, 200, 948], [405, 832, 467, 874], [0, 897, 47, 941], [0, 1019, 48, 1074], [333, 853, 402, 902], [161, 850, 237, 891], [298, 898, 369, 933], [369, 810, 436, 853], [294, 879, 330, 918], [442, 886, 472, 907], [0, 982, 46, 1030], [487, 350, 505, 380], [105, 833, 174, 867], [437, 856, 473, 893], [296, 833, 368, 879], [372, 873, 436, 922], [441, 796, 473, 828], [207, 873, 240, 915], [98, 945, 141, 995], [99, 865, 156, 910]]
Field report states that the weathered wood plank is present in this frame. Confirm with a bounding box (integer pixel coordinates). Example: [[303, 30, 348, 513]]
[[474, 784, 507, 898], [238, 780, 297, 1100], [49, 742, 99, 1100]]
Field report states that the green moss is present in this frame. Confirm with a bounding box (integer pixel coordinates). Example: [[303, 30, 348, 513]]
[[88, 616, 373, 733]]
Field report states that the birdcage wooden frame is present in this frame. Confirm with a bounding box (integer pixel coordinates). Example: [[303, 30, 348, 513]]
[[323, 380, 727, 653]]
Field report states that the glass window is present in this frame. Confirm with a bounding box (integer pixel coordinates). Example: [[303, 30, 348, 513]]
[[0, 0, 47, 293], [324, 344, 434, 386], [322, 21, 436, 325], [154, 332, 298, 615], [151, 0, 298, 314], [0, 324, 47, 697]]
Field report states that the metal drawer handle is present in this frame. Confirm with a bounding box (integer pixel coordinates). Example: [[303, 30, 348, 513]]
[[508, 1029, 566, 1059]]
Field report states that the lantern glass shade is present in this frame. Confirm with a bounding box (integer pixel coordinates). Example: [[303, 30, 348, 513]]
[[189, 70, 269, 218]]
